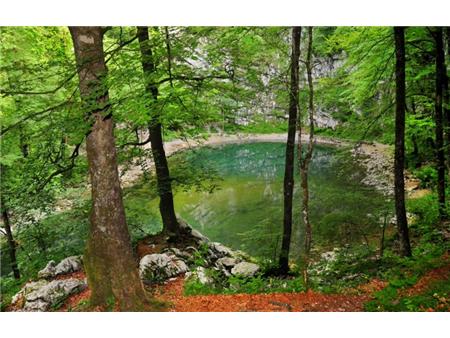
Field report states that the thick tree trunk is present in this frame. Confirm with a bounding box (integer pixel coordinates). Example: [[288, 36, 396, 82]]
[[393, 27, 412, 257], [137, 26, 180, 238], [433, 27, 447, 220], [279, 26, 301, 275], [1, 197, 20, 280], [69, 26, 148, 311], [298, 27, 315, 286]]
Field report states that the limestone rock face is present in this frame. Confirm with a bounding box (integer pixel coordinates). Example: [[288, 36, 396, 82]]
[[12, 278, 87, 312], [139, 253, 189, 283], [231, 262, 260, 277]]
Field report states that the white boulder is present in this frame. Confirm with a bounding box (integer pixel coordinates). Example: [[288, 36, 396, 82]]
[[231, 262, 260, 277]]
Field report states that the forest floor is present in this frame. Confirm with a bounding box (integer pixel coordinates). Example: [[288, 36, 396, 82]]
[[58, 259, 450, 312]]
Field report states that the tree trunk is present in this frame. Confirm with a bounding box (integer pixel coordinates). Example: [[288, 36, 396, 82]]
[[137, 26, 180, 238], [1, 197, 20, 280], [69, 26, 148, 311], [278, 26, 301, 275], [445, 28, 450, 172], [410, 98, 422, 168], [379, 213, 388, 259], [393, 27, 412, 257], [433, 27, 447, 220], [298, 27, 315, 285]]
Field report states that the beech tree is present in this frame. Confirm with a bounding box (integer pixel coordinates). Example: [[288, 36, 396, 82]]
[[393, 26, 412, 257], [136, 26, 181, 238], [69, 26, 148, 310], [298, 27, 315, 284], [1, 193, 20, 280], [444, 28, 450, 169], [279, 26, 301, 275], [432, 27, 447, 220]]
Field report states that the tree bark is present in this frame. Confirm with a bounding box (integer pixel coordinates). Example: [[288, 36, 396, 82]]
[[298, 27, 315, 285], [137, 26, 180, 238], [433, 27, 447, 220], [445, 28, 450, 172], [69, 26, 148, 311], [279, 26, 301, 275], [393, 27, 412, 257], [1, 197, 20, 280]]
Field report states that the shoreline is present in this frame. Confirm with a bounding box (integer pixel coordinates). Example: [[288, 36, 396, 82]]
[[119, 133, 352, 186]]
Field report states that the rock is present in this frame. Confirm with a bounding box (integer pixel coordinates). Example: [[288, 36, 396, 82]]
[[162, 247, 194, 261], [191, 229, 209, 243], [11, 280, 48, 307], [215, 257, 238, 277], [191, 267, 214, 285], [208, 242, 233, 260], [13, 278, 86, 312], [231, 262, 260, 277], [216, 257, 237, 269], [178, 219, 192, 232], [38, 260, 56, 279], [139, 253, 189, 282], [54, 256, 83, 276], [37, 256, 82, 279]]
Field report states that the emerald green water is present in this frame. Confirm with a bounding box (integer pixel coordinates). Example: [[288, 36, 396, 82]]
[[151, 142, 389, 260]]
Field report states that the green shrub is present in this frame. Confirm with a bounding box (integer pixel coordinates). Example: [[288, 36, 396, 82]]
[[412, 165, 437, 189]]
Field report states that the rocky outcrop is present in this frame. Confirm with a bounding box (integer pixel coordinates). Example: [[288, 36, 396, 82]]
[[37, 256, 83, 279], [12, 278, 86, 312], [139, 253, 189, 283], [139, 223, 261, 285], [11, 222, 260, 311], [11, 255, 85, 311]]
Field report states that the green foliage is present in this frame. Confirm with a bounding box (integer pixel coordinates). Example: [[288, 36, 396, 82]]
[[0, 276, 25, 311], [365, 279, 450, 312], [189, 243, 211, 267], [412, 165, 437, 189], [407, 193, 440, 231], [224, 118, 287, 134], [184, 269, 306, 296]]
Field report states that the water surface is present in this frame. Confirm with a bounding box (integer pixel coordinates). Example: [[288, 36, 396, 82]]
[[157, 142, 389, 260]]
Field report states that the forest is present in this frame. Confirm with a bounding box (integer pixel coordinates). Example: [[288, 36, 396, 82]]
[[0, 25, 449, 313]]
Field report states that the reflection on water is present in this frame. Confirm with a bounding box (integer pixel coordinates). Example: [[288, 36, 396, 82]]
[[157, 142, 389, 260]]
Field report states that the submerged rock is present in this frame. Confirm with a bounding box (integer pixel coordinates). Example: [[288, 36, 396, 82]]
[[231, 262, 260, 277], [12, 278, 86, 312], [139, 253, 189, 283]]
